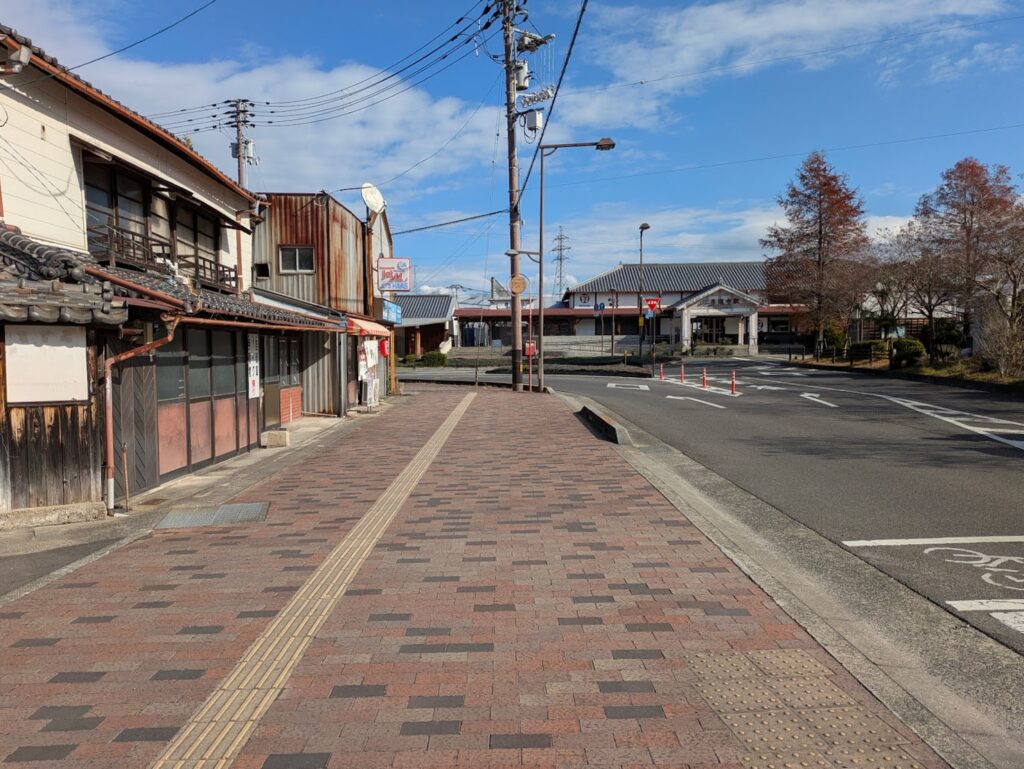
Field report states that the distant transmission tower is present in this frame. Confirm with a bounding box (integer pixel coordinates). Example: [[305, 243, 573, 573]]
[[552, 226, 572, 297]]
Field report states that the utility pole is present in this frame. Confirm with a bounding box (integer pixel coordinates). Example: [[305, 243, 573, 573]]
[[227, 99, 253, 187], [552, 226, 571, 297], [502, 0, 524, 391]]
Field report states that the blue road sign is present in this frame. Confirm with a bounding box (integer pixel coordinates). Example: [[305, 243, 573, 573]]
[[597, 303, 605, 312], [645, 309, 655, 319]]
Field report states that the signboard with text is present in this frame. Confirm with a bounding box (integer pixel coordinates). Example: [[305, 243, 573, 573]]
[[381, 299, 402, 323], [247, 334, 260, 399], [378, 258, 412, 292]]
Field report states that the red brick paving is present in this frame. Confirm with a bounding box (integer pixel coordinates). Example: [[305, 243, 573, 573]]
[[0, 386, 948, 769]]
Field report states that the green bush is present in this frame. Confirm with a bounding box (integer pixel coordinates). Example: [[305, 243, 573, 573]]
[[892, 338, 926, 368], [850, 339, 887, 354], [402, 354, 419, 365], [420, 351, 447, 367]]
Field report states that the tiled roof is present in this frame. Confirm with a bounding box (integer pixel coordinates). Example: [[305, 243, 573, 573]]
[[0, 224, 329, 328], [0, 24, 253, 202], [569, 262, 766, 294], [0, 225, 127, 324], [393, 293, 456, 322]]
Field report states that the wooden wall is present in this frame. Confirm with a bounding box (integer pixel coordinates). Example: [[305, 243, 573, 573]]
[[1, 329, 101, 512]]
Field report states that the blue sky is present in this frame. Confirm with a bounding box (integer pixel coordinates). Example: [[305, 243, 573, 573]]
[[6, 0, 1024, 304]]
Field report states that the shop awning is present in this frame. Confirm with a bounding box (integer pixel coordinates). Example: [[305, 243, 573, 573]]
[[348, 316, 390, 336]]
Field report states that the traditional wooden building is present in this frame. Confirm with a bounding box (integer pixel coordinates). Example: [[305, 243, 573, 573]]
[[0, 25, 341, 523]]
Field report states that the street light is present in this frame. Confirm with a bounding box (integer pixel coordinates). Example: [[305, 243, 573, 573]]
[[538, 137, 615, 390], [639, 222, 650, 365]]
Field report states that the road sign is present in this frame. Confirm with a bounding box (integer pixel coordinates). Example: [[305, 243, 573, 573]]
[[524, 341, 537, 357], [645, 296, 660, 311], [509, 274, 528, 295], [597, 302, 605, 312], [645, 309, 655, 319]]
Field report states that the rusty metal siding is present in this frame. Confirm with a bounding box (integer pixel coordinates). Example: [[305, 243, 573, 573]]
[[300, 332, 340, 416], [253, 193, 369, 316], [252, 194, 325, 305]]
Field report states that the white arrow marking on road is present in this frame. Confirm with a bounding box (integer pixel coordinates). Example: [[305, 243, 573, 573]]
[[607, 383, 649, 391], [800, 392, 838, 408], [748, 384, 787, 391], [667, 395, 726, 409]]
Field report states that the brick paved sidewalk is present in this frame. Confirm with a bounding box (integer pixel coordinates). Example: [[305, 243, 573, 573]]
[[0, 385, 948, 769]]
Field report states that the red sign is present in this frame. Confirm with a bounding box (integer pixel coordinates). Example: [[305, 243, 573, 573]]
[[645, 296, 660, 311], [379, 338, 390, 357], [524, 341, 537, 357]]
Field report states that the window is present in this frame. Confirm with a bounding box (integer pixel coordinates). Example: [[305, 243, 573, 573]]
[[288, 339, 301, 386], [175, 205, 219, 261], [212, 332, 236, 396], [83, 162, 151, 244], [280, 246, 315, 273], [156, 334, 186, 401], [187, 329, 211, 399]]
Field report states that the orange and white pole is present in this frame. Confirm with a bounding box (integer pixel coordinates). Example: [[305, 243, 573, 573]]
[[680, 362, 685, 383], [731, 369, 737, 394], [659, 363, 664, 380], [702, 368, 707, 389]]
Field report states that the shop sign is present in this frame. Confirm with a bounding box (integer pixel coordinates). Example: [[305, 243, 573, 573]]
[[247, 334, 260, 399], [378, 258, 412, 291], [381, 299, 402, 323]]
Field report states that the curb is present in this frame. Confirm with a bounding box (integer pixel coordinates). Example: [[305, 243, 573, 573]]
[[548, 390, 633, 446], [400, 377, 556, 394]]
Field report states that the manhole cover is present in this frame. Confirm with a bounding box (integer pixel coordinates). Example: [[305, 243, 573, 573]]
[[156, 502, 269, 529]]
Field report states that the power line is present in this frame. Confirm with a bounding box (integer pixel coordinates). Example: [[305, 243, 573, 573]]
[[549, 121, 1024, 189], [332, 74, 501, 194], [393, 209, 508, 236], [515, 0, 588, 205], [146, 1, 488, 117], [0, 0, 219, 95]]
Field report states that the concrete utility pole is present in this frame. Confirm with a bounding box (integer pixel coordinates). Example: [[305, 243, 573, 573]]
[[501, 0, 524, 391], [228, 99, 253, 187], [639, 222, 650, 364]]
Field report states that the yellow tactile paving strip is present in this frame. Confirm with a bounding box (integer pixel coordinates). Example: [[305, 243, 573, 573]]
[[148, 392, 476, 769]]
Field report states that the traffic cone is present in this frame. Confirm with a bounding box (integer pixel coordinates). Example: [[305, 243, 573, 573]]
[[731, 369, 737, 394], [680, 362, 685, 383], [702, 368, 707, 389], [659, 363, 664, 380]]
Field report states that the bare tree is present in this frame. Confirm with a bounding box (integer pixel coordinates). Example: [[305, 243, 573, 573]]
[[976, 302, 1024, 379], [896, 220, 957, 363], [868, 233, 913, 339], [761, 152, 870, 349], [916, 158, 1016, 325]]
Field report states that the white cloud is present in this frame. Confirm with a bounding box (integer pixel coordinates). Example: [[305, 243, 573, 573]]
[[555, 0, 1008, 132], [2, 0, 502, 211]]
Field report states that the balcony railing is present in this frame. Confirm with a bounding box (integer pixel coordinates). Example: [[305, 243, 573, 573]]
[[87, 223, 237, 293]]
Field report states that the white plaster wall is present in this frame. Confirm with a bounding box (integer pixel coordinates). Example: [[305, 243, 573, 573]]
[[0, 65, 250, 274]]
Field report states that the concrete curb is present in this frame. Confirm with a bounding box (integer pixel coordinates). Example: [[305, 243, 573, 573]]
[[549, 390, 633, 446], [0, 501, 106, 531], [400, 377, 557, 394]]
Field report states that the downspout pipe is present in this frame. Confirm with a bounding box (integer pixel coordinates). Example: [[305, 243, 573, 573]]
[[103, 317, 180, 515]]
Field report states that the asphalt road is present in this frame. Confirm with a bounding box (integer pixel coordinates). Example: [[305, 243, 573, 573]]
[[401, 360, 1024, 652]]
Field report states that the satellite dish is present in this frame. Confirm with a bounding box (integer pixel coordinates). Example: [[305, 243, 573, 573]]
[[361, 182, 386, 214]]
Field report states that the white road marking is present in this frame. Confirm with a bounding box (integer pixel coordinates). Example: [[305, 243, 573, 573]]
[[990, 611, 1024, 633], [844, 535, 1024, 547], [606, 382, 649, 391], [947, 599, 1024, 611], [800, 392, 838, 408], [664, 380, 741, 397], [881, 396, 1024, 452], [747, 384, 788, 391], [667, 395, 726, 409]]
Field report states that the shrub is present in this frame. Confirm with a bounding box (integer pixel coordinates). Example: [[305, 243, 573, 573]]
[[402, 354, 419, 365], [420, 351, 447, 367], [892, 338, 926, 368], [850, 339, 887, 353]]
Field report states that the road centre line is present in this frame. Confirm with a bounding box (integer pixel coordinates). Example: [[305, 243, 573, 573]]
[[947, 599, 1024, 611], [667, 395, 726, 409], [148, 393, 476, 769], [844, 535, 1024, 547]]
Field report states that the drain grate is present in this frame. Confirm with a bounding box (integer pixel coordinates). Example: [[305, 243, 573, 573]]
[[156, 502, 269, 530]]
